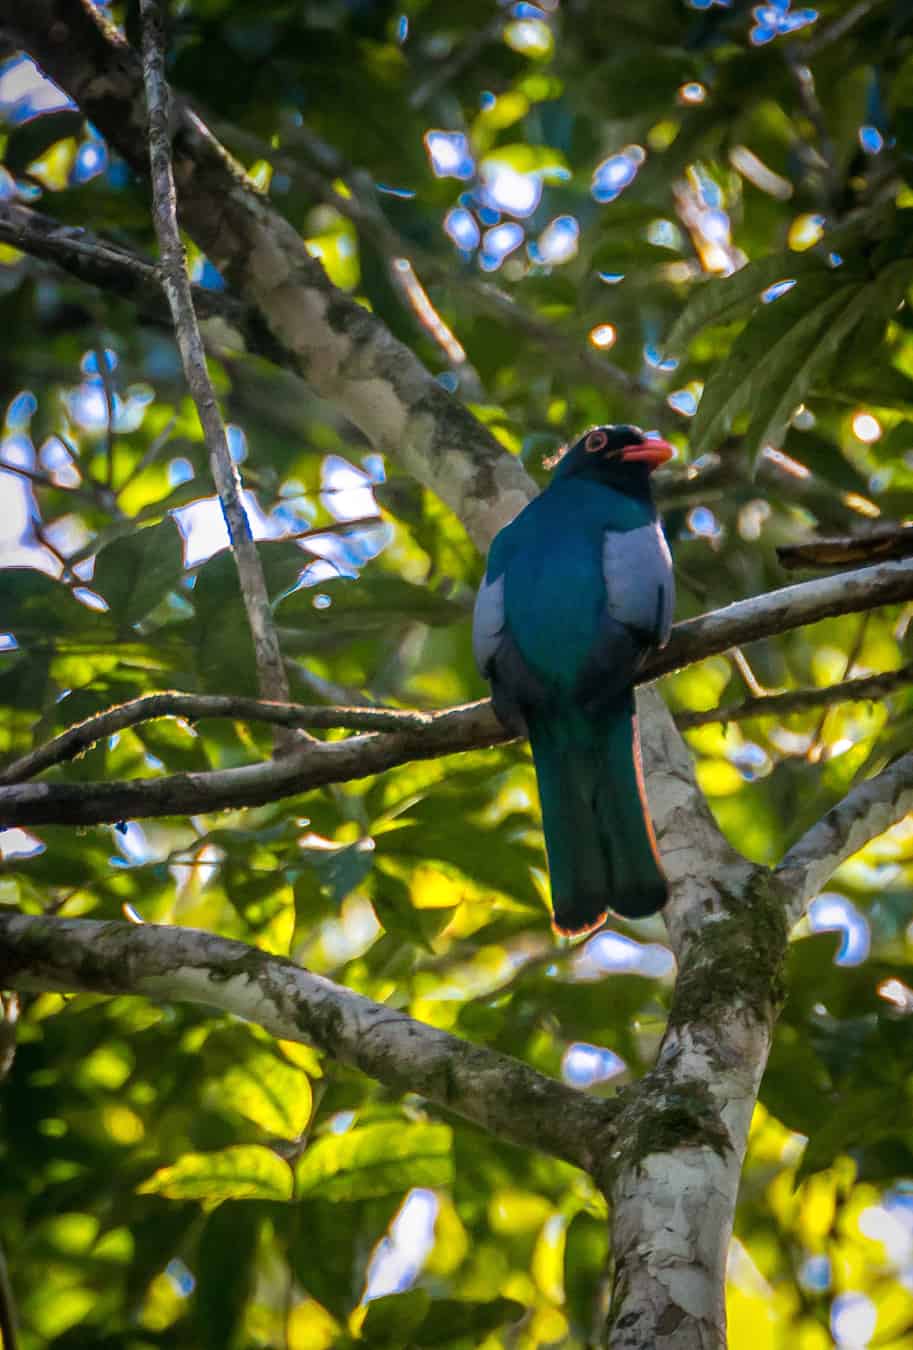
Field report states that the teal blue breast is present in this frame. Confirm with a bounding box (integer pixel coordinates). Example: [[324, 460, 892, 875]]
[[498, 481, 652, 693]]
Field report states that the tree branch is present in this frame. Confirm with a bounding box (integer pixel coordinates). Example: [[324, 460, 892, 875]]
[[776, 749, 913, 921], [138, 0, 291, 722], [637, 688, 758, 953], [777, 524, 913, 570], [4, 556, 912, 826], [0, 200, 247, 328], [5, 0, 536, 551], [0, 914, 617, 1174], [0, 1238, 18, 1350], [0, 693, 445, 786], [646, 556, 913, 681], [10, 652, 909, 790], [604, 696, 783, 1345], [676, 660, 913, 730], [0, 701, 504, 826]]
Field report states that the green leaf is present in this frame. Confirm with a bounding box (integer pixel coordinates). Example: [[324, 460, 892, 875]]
[[361, 1289, 432, 1346], [194, 1204, 260, 1349], [215, 1050, 313, 1138], [92, 517, 184, 627], [665, 251, 830, 353], [796, 1083, 908, 1183], [5, 112, 85, 176], [415, 1296, 526, 1345], [689, 278, 860, 456], [742, 284, 874, 456], [298, 836, 376, 905], [296, 1123, 453, 1202], [0, 569, 111, 642], [138, 1145, 293, 1204], [377, 815, 542, 906], [276, 575, 467, 649]]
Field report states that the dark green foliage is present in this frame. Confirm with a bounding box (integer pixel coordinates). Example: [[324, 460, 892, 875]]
[[4, 0, 913, 1345]]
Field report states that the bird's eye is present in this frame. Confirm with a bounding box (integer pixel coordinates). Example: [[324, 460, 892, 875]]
[[585, 429, 608, 453]]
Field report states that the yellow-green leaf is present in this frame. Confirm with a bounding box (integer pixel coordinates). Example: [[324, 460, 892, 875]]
[[138, 1145, 293, 1204]]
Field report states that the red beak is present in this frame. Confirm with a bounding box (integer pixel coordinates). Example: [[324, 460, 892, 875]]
[[620, 437, 675, 468]]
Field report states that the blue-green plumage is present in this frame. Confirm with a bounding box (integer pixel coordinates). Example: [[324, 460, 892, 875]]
[[473, 425, 674, 933]]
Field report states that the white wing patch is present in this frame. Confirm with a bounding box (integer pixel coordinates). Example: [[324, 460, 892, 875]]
[[602, 523, 675, 647]]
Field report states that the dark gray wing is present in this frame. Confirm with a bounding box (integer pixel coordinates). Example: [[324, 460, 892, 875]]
[[602, 521, 674, 647], [473, 569, 546, 734]]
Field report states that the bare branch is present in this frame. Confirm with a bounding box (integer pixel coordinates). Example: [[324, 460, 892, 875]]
[[0, 199, 244, 317], [0, 1238, 18, 1350], [647, 556, 913, 682], [800, 0, 879, 57], [138, 0, 290, 720], [777, 524, 913, 570], [0, 693, 444, 786], [0, 702, 505, 827], [776, 749, 913, 921], [637, 688, 757, 952], [0, 914, 617, 1174], [408, 15, 504, 109], [676, 660, 913, 730], [4, 557, 913, 827], [10, 652, 910, 791]]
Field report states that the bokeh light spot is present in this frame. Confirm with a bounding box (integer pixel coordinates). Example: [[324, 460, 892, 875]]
[[589, 323, 617, 350], [851, 412, 882, 443]]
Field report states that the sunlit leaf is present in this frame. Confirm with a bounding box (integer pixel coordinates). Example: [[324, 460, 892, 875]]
[[360, 1289, 431, 1346], [93, 517, 185, 627], [138, 1145, 293, 1203], [296, 1123, 453, 1201], [214, 1049, 312, 1138], [666, 250, 829, 352]]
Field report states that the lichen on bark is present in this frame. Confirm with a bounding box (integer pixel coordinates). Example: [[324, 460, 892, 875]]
[[668, 871, 790, 1036]]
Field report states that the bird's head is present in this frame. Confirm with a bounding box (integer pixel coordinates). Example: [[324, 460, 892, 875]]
[[549, 424, 674, 491]]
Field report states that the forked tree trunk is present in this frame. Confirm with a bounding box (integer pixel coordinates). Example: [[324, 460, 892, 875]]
[[598, 696, 789, 1348]]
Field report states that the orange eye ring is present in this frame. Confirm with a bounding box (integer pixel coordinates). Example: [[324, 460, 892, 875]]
[[585, 429, 608, 453]]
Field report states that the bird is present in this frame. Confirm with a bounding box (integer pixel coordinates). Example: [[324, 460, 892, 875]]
[[473, 424, 675, 934]]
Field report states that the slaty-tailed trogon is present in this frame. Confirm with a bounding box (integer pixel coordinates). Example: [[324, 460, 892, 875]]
[[473, 424, 675, 933]]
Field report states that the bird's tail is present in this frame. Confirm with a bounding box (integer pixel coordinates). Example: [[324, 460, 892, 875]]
[[528, 693, 667, 934]]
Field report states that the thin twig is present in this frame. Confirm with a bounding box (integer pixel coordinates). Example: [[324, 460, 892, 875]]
[[32, 522, 74, 586], [0, 1238, 18, 1350], [0, 202, 248, 331], [281, 515, 384, 546], [95, 346, 117, 489], [730, 647, 766, 698], [806, 612, 869, 762], [0, 693, 438, 786], [0, 993, 19, 1350], [0, 456, 100, 517], [117, 415, 176, 493], [138, 0, 293, 735], [777, 525, 913, 570], [800, 0, 880, 57], [409, 15, 504, 109], [677, 659, 913, 730]]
